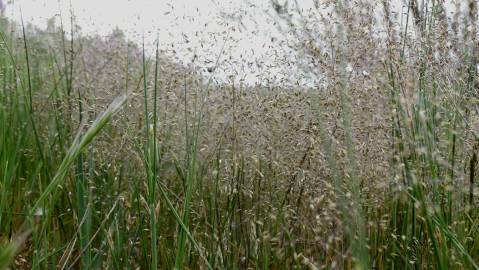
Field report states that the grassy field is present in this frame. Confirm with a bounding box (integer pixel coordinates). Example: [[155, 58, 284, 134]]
[[1, 0, 479, 269]]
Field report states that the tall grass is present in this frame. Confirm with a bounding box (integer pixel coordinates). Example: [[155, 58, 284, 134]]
[[1, 0, 479, 269]]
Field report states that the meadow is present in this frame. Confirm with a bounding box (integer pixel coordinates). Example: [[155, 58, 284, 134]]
[[1, 0, 479, 269]]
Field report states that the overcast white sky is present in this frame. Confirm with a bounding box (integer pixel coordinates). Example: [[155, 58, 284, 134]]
[[5, 0, 290, 84], [3, 0, 465, 86]]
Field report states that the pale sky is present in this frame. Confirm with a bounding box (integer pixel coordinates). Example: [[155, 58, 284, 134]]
[[6, 0, 290, 85], [4, 0, 465, 86]]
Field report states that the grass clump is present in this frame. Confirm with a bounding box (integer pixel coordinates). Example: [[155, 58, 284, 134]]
[[1, 0, 479, 269]]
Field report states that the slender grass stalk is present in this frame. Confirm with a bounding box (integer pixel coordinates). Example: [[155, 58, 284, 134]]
[[20, 15, 45, 169], [141, 36, 159, 269], [75, 91, 92, 270], [148, 36, 160, 269]]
